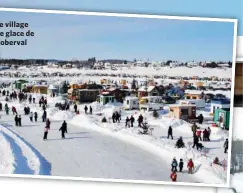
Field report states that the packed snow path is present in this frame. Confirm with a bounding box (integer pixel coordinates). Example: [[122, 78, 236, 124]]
[[0, 111, 196, 182]]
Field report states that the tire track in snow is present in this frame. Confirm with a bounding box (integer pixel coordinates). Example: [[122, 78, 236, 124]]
[[1, 132, 34, 174], [0, 124, 51, 175], [0, 131, 15, 174]]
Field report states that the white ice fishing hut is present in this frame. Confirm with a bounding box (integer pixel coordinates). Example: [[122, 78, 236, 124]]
[[179, 99, 205, 108], [123, 96, 139, 110]]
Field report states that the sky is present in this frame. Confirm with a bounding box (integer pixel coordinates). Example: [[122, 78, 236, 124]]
[[0, 0, 242, 34], [0, 11, 236, 61]]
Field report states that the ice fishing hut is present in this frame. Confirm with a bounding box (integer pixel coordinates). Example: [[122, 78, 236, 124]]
[[123, 96, 139, 110], [213, 108, 230, 130], [184, 93, 201, 100], [32, 85, 48, 94], [99, 92, 115, 105], [169, 104, 197, 121], [210, 99, 230, 114], [48, 84, 59, 96], [13, 79, 29, 90], [179, 99, 205, 108]]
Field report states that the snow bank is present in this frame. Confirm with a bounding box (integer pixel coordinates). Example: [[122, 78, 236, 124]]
[[69, 113, 225, 184]]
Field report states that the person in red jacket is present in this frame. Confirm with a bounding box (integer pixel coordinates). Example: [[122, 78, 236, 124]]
[[12, 106, 17, 115], [187, 159, 194, 174], [170, 171, 177, 182], [196, 129, 202, 141]]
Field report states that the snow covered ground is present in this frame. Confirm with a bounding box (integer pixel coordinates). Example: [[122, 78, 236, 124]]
[[0, 92, 230, 185]]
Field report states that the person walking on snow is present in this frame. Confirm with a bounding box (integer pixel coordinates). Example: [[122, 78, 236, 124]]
[[207, 127, 211, 141], [187, 159, 194, 174], [5, 104, 9, 115], [43, 126, 49, 140], [84, 105, 88, 114], [170, 171, 177, 182], [179, 159, 184, 172], [12, 106, 17, 115], [196, 129, 202, 141], [74, 103, 77, 113], [191, 123, 197, 136], [14, 115, 19, 126], [203, 129, 209, 141], [198, 114, 204, 124], [59, 121, 67, 138], [224, 139, 228, 153], [130, 115, 135, 127], [167, 125, 173, 139], [125, 116, 130, 128], [42, 110, 47, 122], [46, 118, 51, 129], [34, 112, 38, 122], [89, 106, 92, 115], [18, 115, 22, 127], [29, 112, 33, 122], [171, 158, 178, 172], [137, 114, 143, 127], [192, 135, 199, 150]]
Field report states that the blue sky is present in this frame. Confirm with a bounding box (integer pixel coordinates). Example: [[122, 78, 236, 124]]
[[0, 0, 242, 35], [0, 11, 235, 61]]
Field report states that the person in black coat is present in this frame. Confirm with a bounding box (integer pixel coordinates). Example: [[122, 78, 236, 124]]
[[18, 115, 22, 127], [224, 139, 228, 153], [179, 159, 184, 172], [89, 106, 92, 115], [167, 126, 173, 139], [84, 105, 88, 114], [198, 114, 204, 124], [34, 112, 38, 122], [0, 102, 2, 111], [59, 121, 67, 138], [42, 110, 47, 122], [14, 115, 18, 126], [192, 135, 199, 150], [130, 115, 135, 127], [74, 103, 77, 113]]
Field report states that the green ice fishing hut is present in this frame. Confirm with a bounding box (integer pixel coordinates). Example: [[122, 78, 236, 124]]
[[213, 108, 230, 130]]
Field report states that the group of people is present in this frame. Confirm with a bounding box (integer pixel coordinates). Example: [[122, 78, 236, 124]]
[[84, 105, 92, 115], [170, 158, 195, 182], [111, 110, 121, 123]]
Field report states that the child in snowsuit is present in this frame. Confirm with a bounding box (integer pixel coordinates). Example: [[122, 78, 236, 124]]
[[179, 159, 184, 172], [170, 171, 177, 182], [187, 159, 194, 174], [171, 158, 178, 172]]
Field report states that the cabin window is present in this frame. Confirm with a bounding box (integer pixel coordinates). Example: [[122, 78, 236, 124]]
[[127, 100, 129, 105], [186, 96, 190, 99], [112, 97, 114, 102], [192, 96, 197, 99], [133, 101, 136, 105]]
